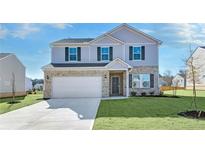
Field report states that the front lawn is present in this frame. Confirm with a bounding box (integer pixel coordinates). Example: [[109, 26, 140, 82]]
[[0, 93, 43, 114], [164, 89, 205, 97], [93, 90, 205, 130]]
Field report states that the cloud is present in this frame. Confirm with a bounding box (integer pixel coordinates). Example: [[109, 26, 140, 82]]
[[11, 24, 40, 39], [139, 28, 154, 34], [149, 23, 205, 48], [0, 24, 8, 39], [49, 23, 73, 29]]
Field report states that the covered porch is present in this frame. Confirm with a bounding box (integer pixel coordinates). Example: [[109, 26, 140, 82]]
[[105, 58, 132, 97]]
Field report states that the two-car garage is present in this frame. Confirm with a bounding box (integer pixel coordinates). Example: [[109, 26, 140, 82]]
[[52, 77, 102, 98]]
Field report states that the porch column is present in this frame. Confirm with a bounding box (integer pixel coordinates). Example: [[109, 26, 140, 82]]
[[126, 70, 129, 97]]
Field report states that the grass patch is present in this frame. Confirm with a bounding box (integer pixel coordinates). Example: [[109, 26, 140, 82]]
[[164, 89, 205, 97], [0, 93, 43, 114], [93, 90, 205, 130]]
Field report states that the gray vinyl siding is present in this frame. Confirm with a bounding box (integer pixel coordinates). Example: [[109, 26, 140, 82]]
[[51, 27, 159, 67], [0, 55, 25, 93]]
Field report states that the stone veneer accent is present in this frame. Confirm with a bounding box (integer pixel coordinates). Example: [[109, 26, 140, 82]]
[[43, 69, 109, 98], [129, 66, 159, 95]]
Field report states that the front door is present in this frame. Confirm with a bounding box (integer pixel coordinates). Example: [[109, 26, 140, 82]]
[[112, 77, 120, 96]]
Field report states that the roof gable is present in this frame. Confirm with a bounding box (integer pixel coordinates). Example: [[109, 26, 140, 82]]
[[90, 34, 124, 45], [106, 58, 132, 69], [109, 24, 161, 44]]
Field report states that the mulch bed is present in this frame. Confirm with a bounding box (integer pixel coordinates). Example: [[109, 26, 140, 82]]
[[178, 110, 205, 119]]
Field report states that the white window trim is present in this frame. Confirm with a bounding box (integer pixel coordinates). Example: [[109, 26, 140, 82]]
[[132, 46, 142, 61], [69, 47, 78, 62], [132, 74, 150, 89], [101, 46, 110, 61]]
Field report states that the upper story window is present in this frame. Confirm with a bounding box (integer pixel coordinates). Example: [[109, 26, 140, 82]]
[[133, 47, 141, 60], [132, 74, 150, 88], [97, 46, 113, 61], [129, 46, 145, 61], [101, 47, 109, 61], [69, 48, 77, 61]]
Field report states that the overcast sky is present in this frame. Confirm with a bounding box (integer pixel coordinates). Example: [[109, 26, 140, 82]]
[[0, 23, 204, 79]]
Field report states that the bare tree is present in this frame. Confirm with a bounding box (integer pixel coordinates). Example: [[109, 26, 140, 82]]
[[186, 45, 202, 110], [11, 72, 16, 102], [162, 70, 173, 86]]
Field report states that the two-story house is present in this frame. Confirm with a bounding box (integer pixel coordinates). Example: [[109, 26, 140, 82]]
[[42, 24, 162, 98]]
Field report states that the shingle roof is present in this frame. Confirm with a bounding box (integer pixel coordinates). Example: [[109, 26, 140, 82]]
[[52, 38, 94, 44], [0, 53, 12, 60], [43, 63, 108, 69], [200, 46, 205, 49]]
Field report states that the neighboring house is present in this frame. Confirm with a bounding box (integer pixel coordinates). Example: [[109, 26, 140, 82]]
[[34, 83, 43, 90], [0, 53, 26, 98], [42, 24, 162, 98], [172, 74, 185, 88], [25, 77, 33, 91], [186, 46, 205, 90]]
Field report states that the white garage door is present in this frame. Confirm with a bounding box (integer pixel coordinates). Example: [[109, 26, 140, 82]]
[[52, 77, 102, 98]]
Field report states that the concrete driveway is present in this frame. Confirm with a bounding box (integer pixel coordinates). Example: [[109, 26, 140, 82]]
[[0, 98, 100, 130]]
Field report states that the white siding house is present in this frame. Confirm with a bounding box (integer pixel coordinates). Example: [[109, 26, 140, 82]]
[[186, 47, 205, 90], [172, 74, 185, 88], [0, 53, 26, 98]]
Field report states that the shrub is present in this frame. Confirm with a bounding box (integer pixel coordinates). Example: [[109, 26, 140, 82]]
[[131, 91, 136, 96], [149, 91, 155, 95], [159, 91, 164, 96], [141, 92, 147, 96], [27, 90, 32, 94]]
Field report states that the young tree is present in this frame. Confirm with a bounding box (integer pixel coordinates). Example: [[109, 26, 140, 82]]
[[186, 46, 202, 110], [11, 72, 16, 102]]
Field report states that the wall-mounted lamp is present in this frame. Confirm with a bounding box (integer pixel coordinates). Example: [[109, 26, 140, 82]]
[[46, 75, 49, 80]]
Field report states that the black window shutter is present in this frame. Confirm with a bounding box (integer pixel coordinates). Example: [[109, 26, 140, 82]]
[[129, 74, 132, 88], [77, 47, 81, 61], [141, 46, 145, 60], [129, 46, 133, 60], [65, 47, 69, 61], [97, 47, 101, 61], [150, 74, 154, 88], [109, 47, 113, 61]]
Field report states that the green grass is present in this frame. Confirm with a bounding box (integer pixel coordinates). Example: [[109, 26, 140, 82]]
[[93, 90, 205, 130], [0, 93, 43, 114], [164, 89, 205, 97]]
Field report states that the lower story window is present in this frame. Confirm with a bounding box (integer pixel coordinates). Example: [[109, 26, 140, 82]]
[[132, 74, 150, 88]]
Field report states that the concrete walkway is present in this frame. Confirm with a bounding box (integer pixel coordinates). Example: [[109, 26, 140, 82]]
[[0, 98, 100, 130]]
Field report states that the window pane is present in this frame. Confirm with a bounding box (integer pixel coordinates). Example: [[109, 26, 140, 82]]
[[141, 74, 150, 88], [69, 48, 77, 61], [133, 47, 141, 60], [133, 74, 140, 81], [132, 74, 140, 88], [134, 47, 140, 54], [102, 55, 108, 60], [134, 54, 140, 60], [141, 74, 149, 81], [102, 47, 109, 54], [142, 81, 150, 88], [101, 47, 109, 60], [70, 48, 77, 54], [70, 55, 77, 61]]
